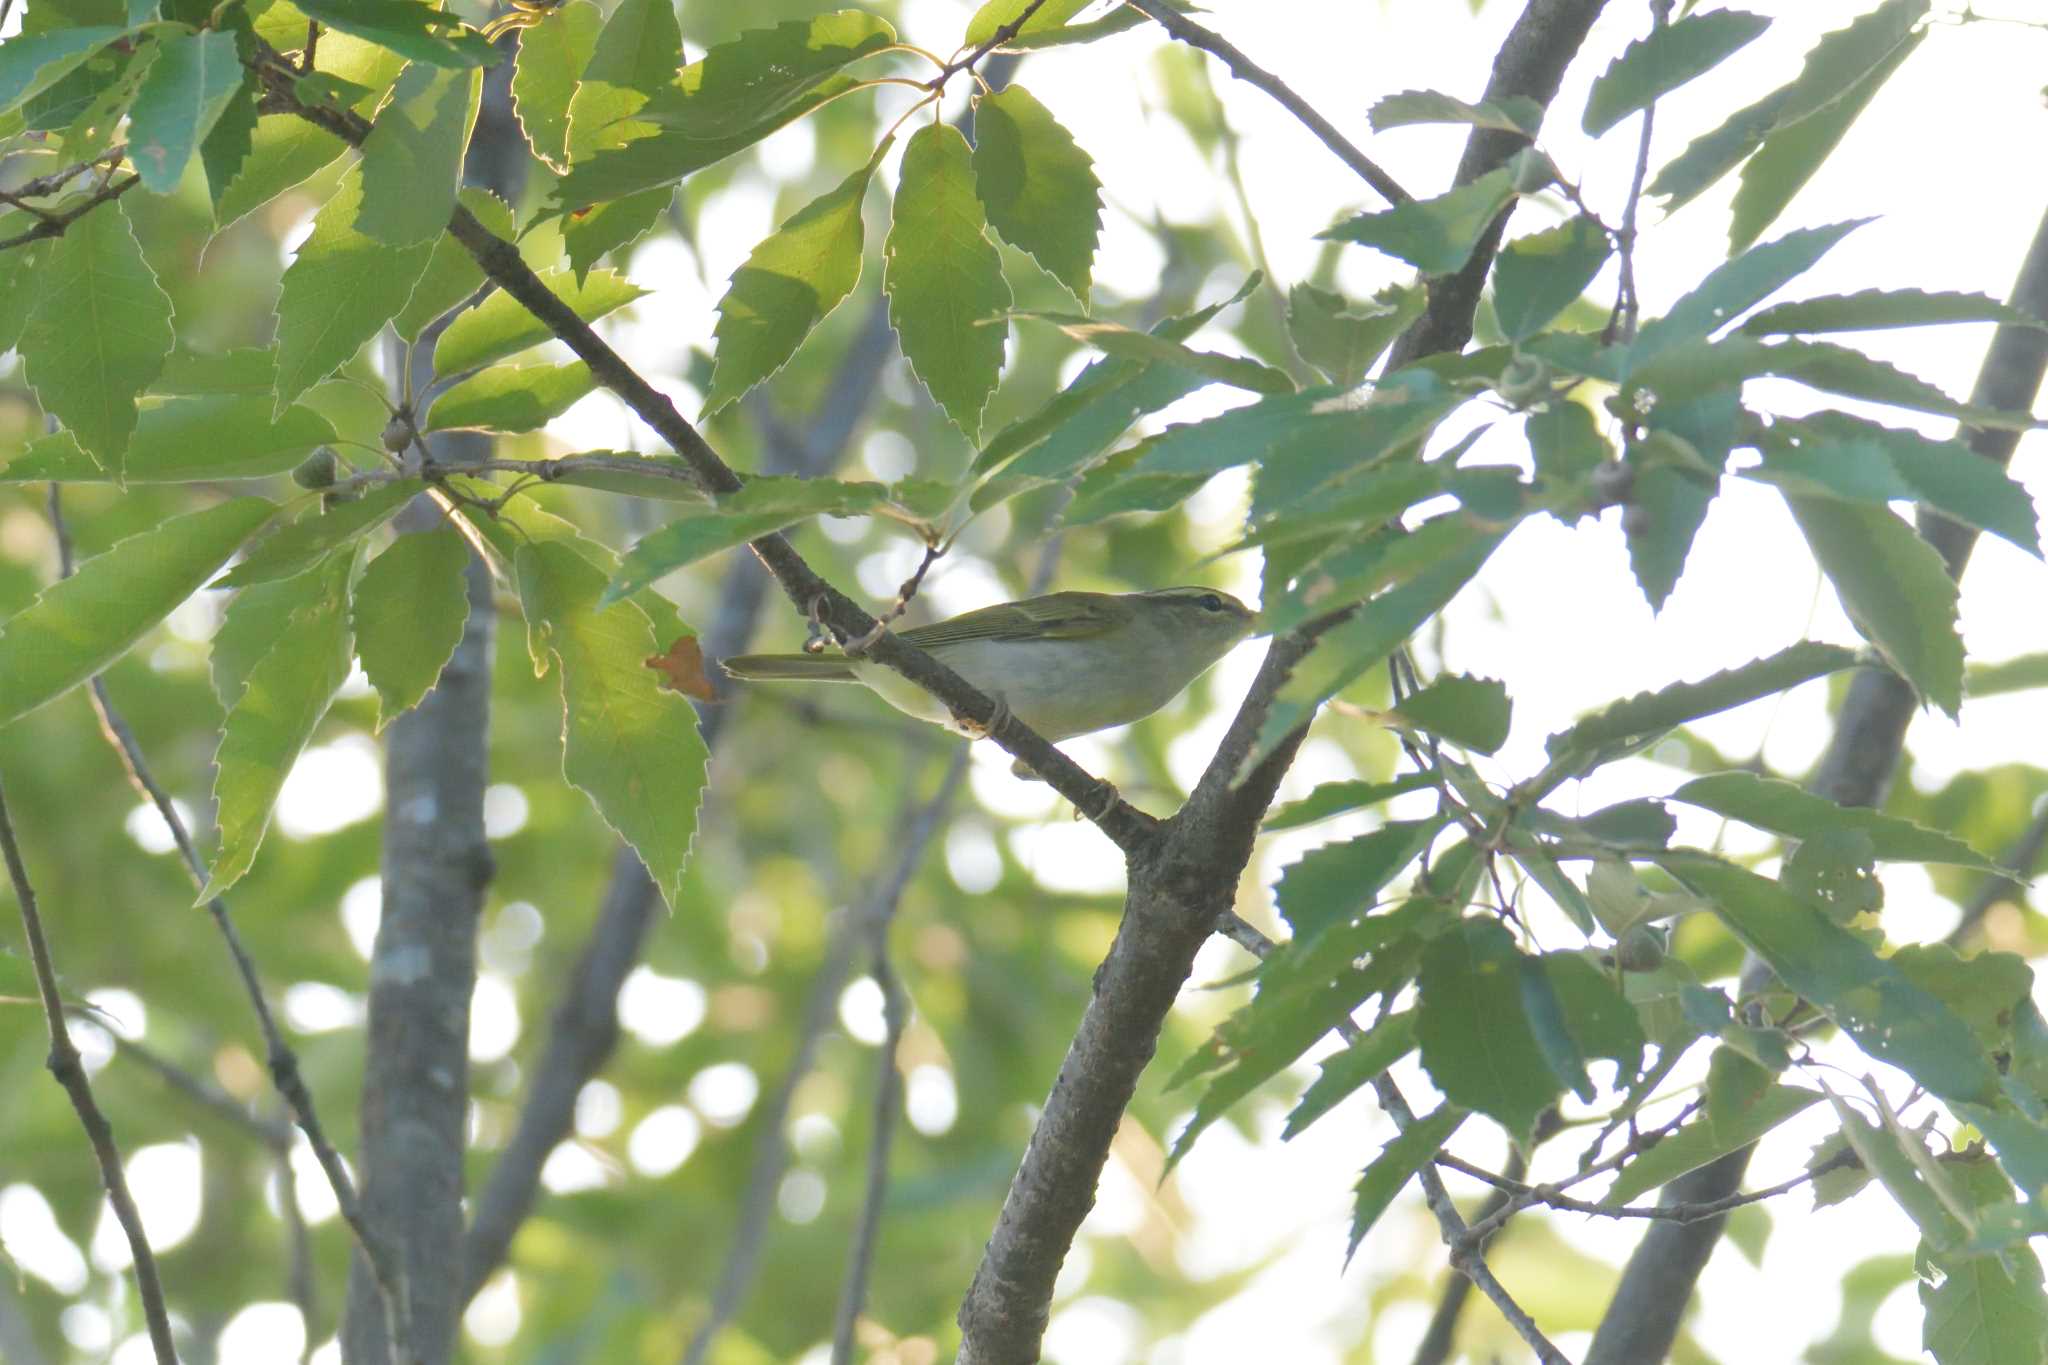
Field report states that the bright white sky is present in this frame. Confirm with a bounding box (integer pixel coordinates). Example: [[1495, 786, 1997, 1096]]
[[6, 2, 2047, 1362]]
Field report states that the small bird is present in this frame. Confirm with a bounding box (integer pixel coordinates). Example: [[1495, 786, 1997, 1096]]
[[721, 586, 1256, 750]]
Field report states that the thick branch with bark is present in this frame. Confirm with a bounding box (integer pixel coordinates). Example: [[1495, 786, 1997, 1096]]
[[953, 3, 1611, 1357]]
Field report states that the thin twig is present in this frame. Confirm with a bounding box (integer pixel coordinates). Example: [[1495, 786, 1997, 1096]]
[[1212, 913, 1569, 1365], [1948, 797, 2048, 945], [1434, 1145, 1855, 1226], [831, 916, 916, 1362], [0, 778, 181, 1365], [1409, 1148, 1527, 1365], [1603, 0, 1668, 346], [0, 173, 141, 251], [1123, 0, 1412, 206], [928, 0, 1051, 87], [682, 754, 969, 1365], [47, 485, 412, 1355]]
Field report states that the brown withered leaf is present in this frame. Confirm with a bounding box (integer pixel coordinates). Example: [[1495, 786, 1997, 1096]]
[[645, 635, 717, 702]]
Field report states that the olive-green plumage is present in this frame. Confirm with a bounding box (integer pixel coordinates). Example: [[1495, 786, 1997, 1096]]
[[721, 587, 1256, 743]]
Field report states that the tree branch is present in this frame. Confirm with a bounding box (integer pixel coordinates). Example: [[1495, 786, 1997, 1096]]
[[0, 777, 179, 1365], [46, 486, 407, 1345], [1124, 0, 1412, 207], [956, 3, 1612, 1356]]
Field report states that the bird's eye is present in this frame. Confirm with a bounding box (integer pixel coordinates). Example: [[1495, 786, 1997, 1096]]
[[1198, 593, 1223, 612]]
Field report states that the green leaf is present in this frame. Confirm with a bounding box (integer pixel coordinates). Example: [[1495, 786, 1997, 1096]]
[[1253, 531, 1502, 766], [1525, 400, 1610, 488], [1624, 391, 1740, 611], [126, 28, 243, 192], [1781, 829, 1882, 923], [353, 528, 472, 729], [273, 166, 438, 413], [1828, 1090, 1972, 1251], [1349, 1104, 1466, 1258], [154, 346, 276, 394], [17, 199, 174, 477], [217, 479, 422, 588], [1545, 641, 1859, 764], [2, 396, 337, 483], [1274, 819, 1441, 937], [1636, 220, 1867, 360], [638, 8, 891, 139], [550, 12, 890, 207], [0, 226, 45, 356], [1753, 413, 2042, 559], [1650, 0, 1926, 209], [433, 267, 646, 375], [0, 26, 125, 116], [356, 62, 481, 247], [884, 122, 1012, 440], [704, 139, 887, 413], [1582, 10, 1770, 136], [1144, 372, 1461, 485], [963, 0, 1091, 46], [1661, 853, 2003, 1106], [603, 477, 891, 605], [1968, 653, 2048, 698], [1671, 774, 2000, 870], [1319, 167, 1517, 276], [1543, 951, 1646, 1084], [515, 539, 709, 910], [561, 185, 671, 284], [212, 569, 334, 711], [0, 498, 275, 726], [1889, 945, 2038, 1060], [1920, 1215, 2048, 1365], [212, 28, 406, 228], [1388, 674, 1511, 755], [1727, 32, 1919, 254], [563, 0, 680, 163], [1492, 216, 1611, 342], [1285, 282, 1422, 390], [425, 361, 596, 434], [1417, 919, 1564, 1144], [1262, 773, 1438, 832], [1267, 517, 1502, 636], [1787, 494, 1962, 717], [1058, 444, 1212, 526], [971, 84, 1101, 302], [1284, 1010, 1417, 1139], [972, 276, 1259, 485], [291, 0, 496, 68], [393, 188, 517, 343], [1012, 310, 1291, 395], [1370, 88, 1541, 136], [511, 0, 603, 172], [1743, 289, 2048, 337], [1606, 1074, 1821, 1205], [201, 549, 356, 902], [1745, 337, 2040, 430], [198, 74, 257, 211]]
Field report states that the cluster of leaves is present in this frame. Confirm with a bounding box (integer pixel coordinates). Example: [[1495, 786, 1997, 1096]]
[[3, 0, 2048, 1359]]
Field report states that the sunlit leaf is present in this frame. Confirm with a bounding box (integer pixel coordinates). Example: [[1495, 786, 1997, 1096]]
[[425, 361, 597, 434], [17, 199, 174, 477], [291, 0, 496, 68], [201, 549, 357, 902], [511, 0, 603, 172], [0, 498, 275, 725], [972, 84, 1102, 301], [354, 528, 473, 729], [884, 122, 1011, 439], [2, 396, 336, 483], [356, 62, 481, 246], [125, 27, 242, 192], [217, 479, 422, 588], [704, 139, 888, 413], [516, 540, 709, 910], [434, 267, 646, 376]]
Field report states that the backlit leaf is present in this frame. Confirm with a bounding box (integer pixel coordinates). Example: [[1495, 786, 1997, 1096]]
[[884, 122, 1012, 439], [125, 27, 242, 192], [356, 61, 481, 246], [353, 528, 473, 729], [425, 361, 596, 433], [1788, 494, 1962, 716], [971, 84, 1102, 302], [2, 396, 336, 483], [434, 267, 646, 375]]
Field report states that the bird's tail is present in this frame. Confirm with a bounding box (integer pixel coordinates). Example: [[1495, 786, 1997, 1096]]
[[720, 653, 859, 683]]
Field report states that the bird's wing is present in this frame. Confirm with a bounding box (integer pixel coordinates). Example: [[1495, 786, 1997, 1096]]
[[899, 592, 1117, 647]]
